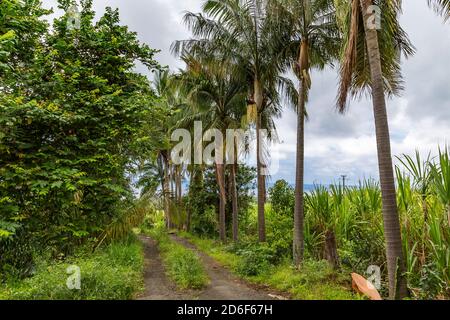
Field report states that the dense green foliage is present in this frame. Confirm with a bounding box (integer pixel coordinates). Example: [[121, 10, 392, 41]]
[[0, 1, 161, 277], [185, 165, 257, 237], [266, 181, 295, 257], [0, 235, 144, 300]]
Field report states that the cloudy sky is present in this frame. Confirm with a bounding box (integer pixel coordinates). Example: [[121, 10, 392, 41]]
[[43, 0, 450, 186]]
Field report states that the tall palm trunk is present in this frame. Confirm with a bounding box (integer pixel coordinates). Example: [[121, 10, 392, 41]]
[[187, 165, 204, 232], [186, 166, 194, 232], [162, 152, 171, 229], [255, 79, 266, 242], [170, 164, 175, 204], [230, 143, 239, 242], [176, 165, 182, 204], [176, 165, 182, 230], [169, 163, 176, 228], [293, 80, 306, 267], [360, 0, 407, 299], [256, 113, 266, 242], [216, 162, 227, 242]]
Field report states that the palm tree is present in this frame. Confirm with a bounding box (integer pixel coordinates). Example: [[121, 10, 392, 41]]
[[427, 0, 450, 21], [150, 70, 185, 229], [270, 0, 340, 267], [333, 0, 414, 299], [173, 0, 293, 242], [177, 54, 249, 242]]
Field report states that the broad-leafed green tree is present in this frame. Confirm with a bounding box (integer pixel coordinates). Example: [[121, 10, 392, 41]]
[[0, 0, 161, 275]]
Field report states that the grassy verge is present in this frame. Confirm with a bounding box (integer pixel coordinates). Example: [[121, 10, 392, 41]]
[[0, 235, 144, 300], [144, 227, 208, 290], [178, 232, 357, 300]]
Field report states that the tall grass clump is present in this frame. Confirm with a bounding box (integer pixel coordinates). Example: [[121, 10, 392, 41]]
[[145, 226, 208, 290], [0, 235, 144, 300]]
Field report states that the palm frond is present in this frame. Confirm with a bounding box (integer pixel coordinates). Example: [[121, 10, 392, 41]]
[[428, 0, 450, 21]]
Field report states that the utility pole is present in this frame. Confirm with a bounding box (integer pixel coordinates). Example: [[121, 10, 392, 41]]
[[341, 175, 347, 189]]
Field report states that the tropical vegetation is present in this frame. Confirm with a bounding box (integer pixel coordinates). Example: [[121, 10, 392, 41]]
[[1, 0, 449, 300]]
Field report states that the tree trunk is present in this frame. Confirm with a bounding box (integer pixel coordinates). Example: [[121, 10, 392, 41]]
[[254, 79, 266, 242], [176, 165, 182, 229], [324, 230, 339, 270], [186, 166, 194, 232], [216, 162, 227, 242], [230, 158, 239, 243], [170, 164, 175, 201], [262, 167, 267, 203], [176, 165, 182, 230], [360, 0, 407, 300], [176, 165, 182, 204], [256, 113, 266, 242], [162, 153, 171, 229], [293, 79, 306, 267]]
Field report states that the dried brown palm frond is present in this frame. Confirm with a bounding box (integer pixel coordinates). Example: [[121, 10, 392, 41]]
[[335, 0, 415, 113], [337, 0, 359, 112]]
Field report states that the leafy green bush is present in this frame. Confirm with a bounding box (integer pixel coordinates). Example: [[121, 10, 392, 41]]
[[0, 236, 144, 300], [235, 244, 276, 277], [269, 180, 294, 216], [265, 205, 293, 258], [146, 227, 208, 289], [190, 206, 218, 237]]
